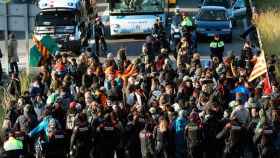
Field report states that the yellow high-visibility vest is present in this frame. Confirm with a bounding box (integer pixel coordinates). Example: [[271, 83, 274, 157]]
[[3, 137, 23, 151], [210, 41, 224, 48]]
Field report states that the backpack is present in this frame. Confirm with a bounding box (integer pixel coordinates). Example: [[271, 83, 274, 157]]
[[66, 113, 76, 130], [187, 124, 203, 147]]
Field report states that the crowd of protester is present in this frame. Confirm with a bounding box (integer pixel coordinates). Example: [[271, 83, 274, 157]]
[[0, 27, 280, 158]]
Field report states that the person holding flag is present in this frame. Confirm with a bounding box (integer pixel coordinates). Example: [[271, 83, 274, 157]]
[[248, 50, 272, 96]]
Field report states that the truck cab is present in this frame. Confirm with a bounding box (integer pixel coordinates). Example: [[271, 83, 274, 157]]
[[33, 0, 83, 53], [38, 0, 81, 10]]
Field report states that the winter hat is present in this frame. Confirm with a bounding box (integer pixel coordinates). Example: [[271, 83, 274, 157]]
[[183, 75, 192, 82], [149, 107, 157, 114], [107, 53, 114, 60], [178, 110, 186, 118], [69, 101, 77, 109]]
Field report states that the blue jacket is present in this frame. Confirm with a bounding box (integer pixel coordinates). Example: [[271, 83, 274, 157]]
[[28, 116, 53, 138], [173, 117, 188, 145], [104, 78, 122, 92]]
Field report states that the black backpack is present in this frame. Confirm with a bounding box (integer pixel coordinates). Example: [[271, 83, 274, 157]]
[[187, 124, 203, 147]]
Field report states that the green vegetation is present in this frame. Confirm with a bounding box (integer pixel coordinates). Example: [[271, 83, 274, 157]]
[[254, 10, 280, 56], [0, 69, 33, 127], [253, 0, 280, 79], [255, 0, 280, 10]]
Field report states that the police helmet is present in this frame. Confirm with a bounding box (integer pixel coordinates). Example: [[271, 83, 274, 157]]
[[175, 7, 180, 15]]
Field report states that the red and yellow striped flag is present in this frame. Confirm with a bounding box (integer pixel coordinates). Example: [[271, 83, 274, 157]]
[[248, 51, 267, 82], [32, 36, 50, 65]]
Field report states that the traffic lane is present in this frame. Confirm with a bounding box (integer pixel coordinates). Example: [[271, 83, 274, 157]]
[[100, 39, 145, 57], [197, 21, 244, 56], [0, 18, 245, 70], [105, 22, 245, 58]]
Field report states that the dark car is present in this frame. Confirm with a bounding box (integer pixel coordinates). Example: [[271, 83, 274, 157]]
[[202, 0, 247, 19], [194, 6, 232, 42], [202, 0, 231, 9]]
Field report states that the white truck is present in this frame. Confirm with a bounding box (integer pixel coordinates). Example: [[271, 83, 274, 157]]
[[33, 0, 86, 53]]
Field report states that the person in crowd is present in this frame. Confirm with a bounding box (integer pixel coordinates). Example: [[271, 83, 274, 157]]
[[216, 116, 247, 158], [94, 17, 107, 56], [13, 104, 37, 133], [28, 107, 62, 140], [2, 17, 280, 158], [7, 33, 19, 76], [154, 116, 172, 158], [172, 110, 188, 158], [185, 110, 204, 158], [7, 72, 21, 97], [69, 112, 91, 158], [210, 34, 225, 63], [152, 17, 165, 38], [139, 122, 154, 158]]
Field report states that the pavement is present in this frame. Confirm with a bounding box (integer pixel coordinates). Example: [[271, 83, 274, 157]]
[[0, 0, 247, 72]]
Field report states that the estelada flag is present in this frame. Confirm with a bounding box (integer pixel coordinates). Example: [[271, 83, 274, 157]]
[[30, 35, 58, 67], [104, 64, 138, 80], [248, 51, 267, 82]]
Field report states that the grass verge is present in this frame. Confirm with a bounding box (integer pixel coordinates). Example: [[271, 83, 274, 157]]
[[254, 0, 280, 79], [0, 69, 33, 127]]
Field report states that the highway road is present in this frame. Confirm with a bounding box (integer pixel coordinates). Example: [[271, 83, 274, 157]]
[[0, 0, 247, 71]]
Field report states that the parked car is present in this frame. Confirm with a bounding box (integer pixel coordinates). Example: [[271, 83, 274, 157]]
[[202, 0, 247, 19], [194, 6, 232, 42]]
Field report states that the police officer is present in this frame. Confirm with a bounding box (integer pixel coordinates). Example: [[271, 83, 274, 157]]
[[174, 7, 182, 22], [181, 12, 193, 34], [216, 117, 246, 158], [3, 131, 24, 158], [124, 113, 142, 158], [94, 17, 107, 56], [152, 17, 165, 38], [254, 122, 277, 158], [69, 113, 91, 158], [95, 113, 118, 158], [210, 34, 224, 63]]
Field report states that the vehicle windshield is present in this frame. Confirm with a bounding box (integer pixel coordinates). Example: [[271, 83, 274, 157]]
[[35, 11, 76, 26], [198, 9, 227, 21], [203, 0, 230, 9], [109, 0, 164, 14]]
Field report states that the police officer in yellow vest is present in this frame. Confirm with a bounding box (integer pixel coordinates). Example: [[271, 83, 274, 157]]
[[181, 12, 193, 32], [3, 131, 24, 158], [210, 34, 224, 62], [4, 132, 23, 151]]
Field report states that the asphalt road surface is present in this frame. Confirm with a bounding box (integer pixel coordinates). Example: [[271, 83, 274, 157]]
[[0, 0, 247, 71]]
